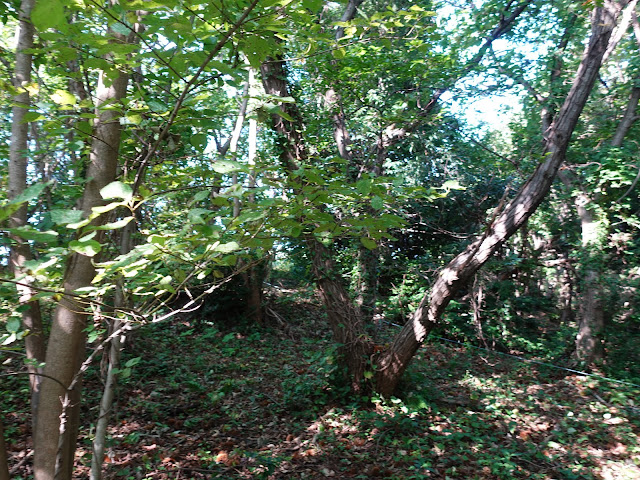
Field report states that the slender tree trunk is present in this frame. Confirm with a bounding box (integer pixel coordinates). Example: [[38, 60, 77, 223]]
[[305, 239, 372, 390], [574, 205, 605, 363], [566, 34, 639, 363], [374, 1, 624, 397], [558, 250, 575, 325], [33, 57, 130, 480], [8, 0, 46, 422], [244, 88, 264, 324], [355, 246, 378, 321], [90, 218, 135, 480]]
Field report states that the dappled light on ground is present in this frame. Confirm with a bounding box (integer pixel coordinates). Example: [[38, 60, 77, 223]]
[[5, 295, 639, 479]]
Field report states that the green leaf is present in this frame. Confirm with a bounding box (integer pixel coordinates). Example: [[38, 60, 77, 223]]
[[332, 47, 346, 59], [50, 209, 84, 225], [371, 196, 384, 210], [188, 208, 210, 224], [360, 237, 377, 250], [6, 227, 58, 243], [302, 0, 323, 11], [125, 113, 143, 125], [190, 133, 208, 149], [356, 178, 372, 195], [212, 160, 242, 174], [147, 100, 167, 112], [6, 318, 20, 334], [235, 210, 266, 224], [90, 202, 123, 215], [93, 217, 134, 231], [125, 357, 141, 368], [215, 241, 240, 253], [50, 89, 76, 106], [220, 254, 238, 266], [110, 22, 131, 36], [100, 181, 133, 201], [12, 182, 50, 205], [32, 0, 67, 32], [441, 180, 465, 191], [69, 239, 102, 257], [192, 190, 210, 203], [20, 111, 45, 123], [148, 234, 168, 246]]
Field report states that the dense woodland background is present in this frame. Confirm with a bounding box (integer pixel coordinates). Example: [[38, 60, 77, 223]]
[[1, 0, 640, 478]]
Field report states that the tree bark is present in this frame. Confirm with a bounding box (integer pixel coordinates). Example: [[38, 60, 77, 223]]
[[260, 57, 373, 391], [33, 56, 130, 480], [574, 210, 605, 363], [566, 16, 639, 364], [374, 1, 624, 397], [8, 0, 46, 422], [90, 215, 136, 480]]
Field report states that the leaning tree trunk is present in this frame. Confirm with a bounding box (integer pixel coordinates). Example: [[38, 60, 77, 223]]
[[8, 0, 46, 420], [33, 57, 131, 480], [260, 57, 373, 392], [374, 0, 625, 397]]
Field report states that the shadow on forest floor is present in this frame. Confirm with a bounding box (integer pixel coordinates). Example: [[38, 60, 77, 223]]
[[5, 290, 640, 479]]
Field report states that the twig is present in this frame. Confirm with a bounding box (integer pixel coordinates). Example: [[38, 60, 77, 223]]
[[9, 449, 33, 474]]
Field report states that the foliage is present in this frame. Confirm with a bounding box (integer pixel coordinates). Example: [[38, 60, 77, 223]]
[[2, 0, 640, 477]]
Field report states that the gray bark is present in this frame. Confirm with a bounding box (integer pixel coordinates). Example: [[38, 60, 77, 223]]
[[574, 202, 605, 363], [375, 1, 625, 397], [567, 7, 639, 363], [90, 218, 135, 480], [8, 0, 46, 421]]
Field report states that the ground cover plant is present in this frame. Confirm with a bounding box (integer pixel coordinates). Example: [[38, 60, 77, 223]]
[[3, 0, 640, 479], [4, 288, 639, 479]]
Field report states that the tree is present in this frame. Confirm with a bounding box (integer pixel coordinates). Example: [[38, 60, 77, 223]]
[[7, 0, 45, 418], [33, 18, 136, 480], [375, 0, 628, 396], [491, 0, 639, 363]]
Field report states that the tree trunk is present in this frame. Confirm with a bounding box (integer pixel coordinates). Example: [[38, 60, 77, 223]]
[[33, 61, 130, 480], [374, 1, 624, 397], [90, 216, 136, 480], [567, 42, 640, 364], [305, 239, 372, 391], [558, 250, 575, 325], [356, 246, 378, 322], [260, 57, 373, 391], [8, 0, 46, 422]]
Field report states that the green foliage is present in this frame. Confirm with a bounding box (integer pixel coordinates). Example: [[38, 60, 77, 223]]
[[280, 341, 351, 413]]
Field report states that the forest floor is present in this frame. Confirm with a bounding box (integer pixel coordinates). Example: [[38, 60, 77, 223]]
[[5, 287, 640, 479]]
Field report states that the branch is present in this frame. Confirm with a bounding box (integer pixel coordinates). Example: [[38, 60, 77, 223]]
[[489, 47, 546, 103], [602, 0, 639, 64]]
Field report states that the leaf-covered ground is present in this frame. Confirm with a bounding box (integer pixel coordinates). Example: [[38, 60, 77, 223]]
[[5, 289, 640, 479]]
